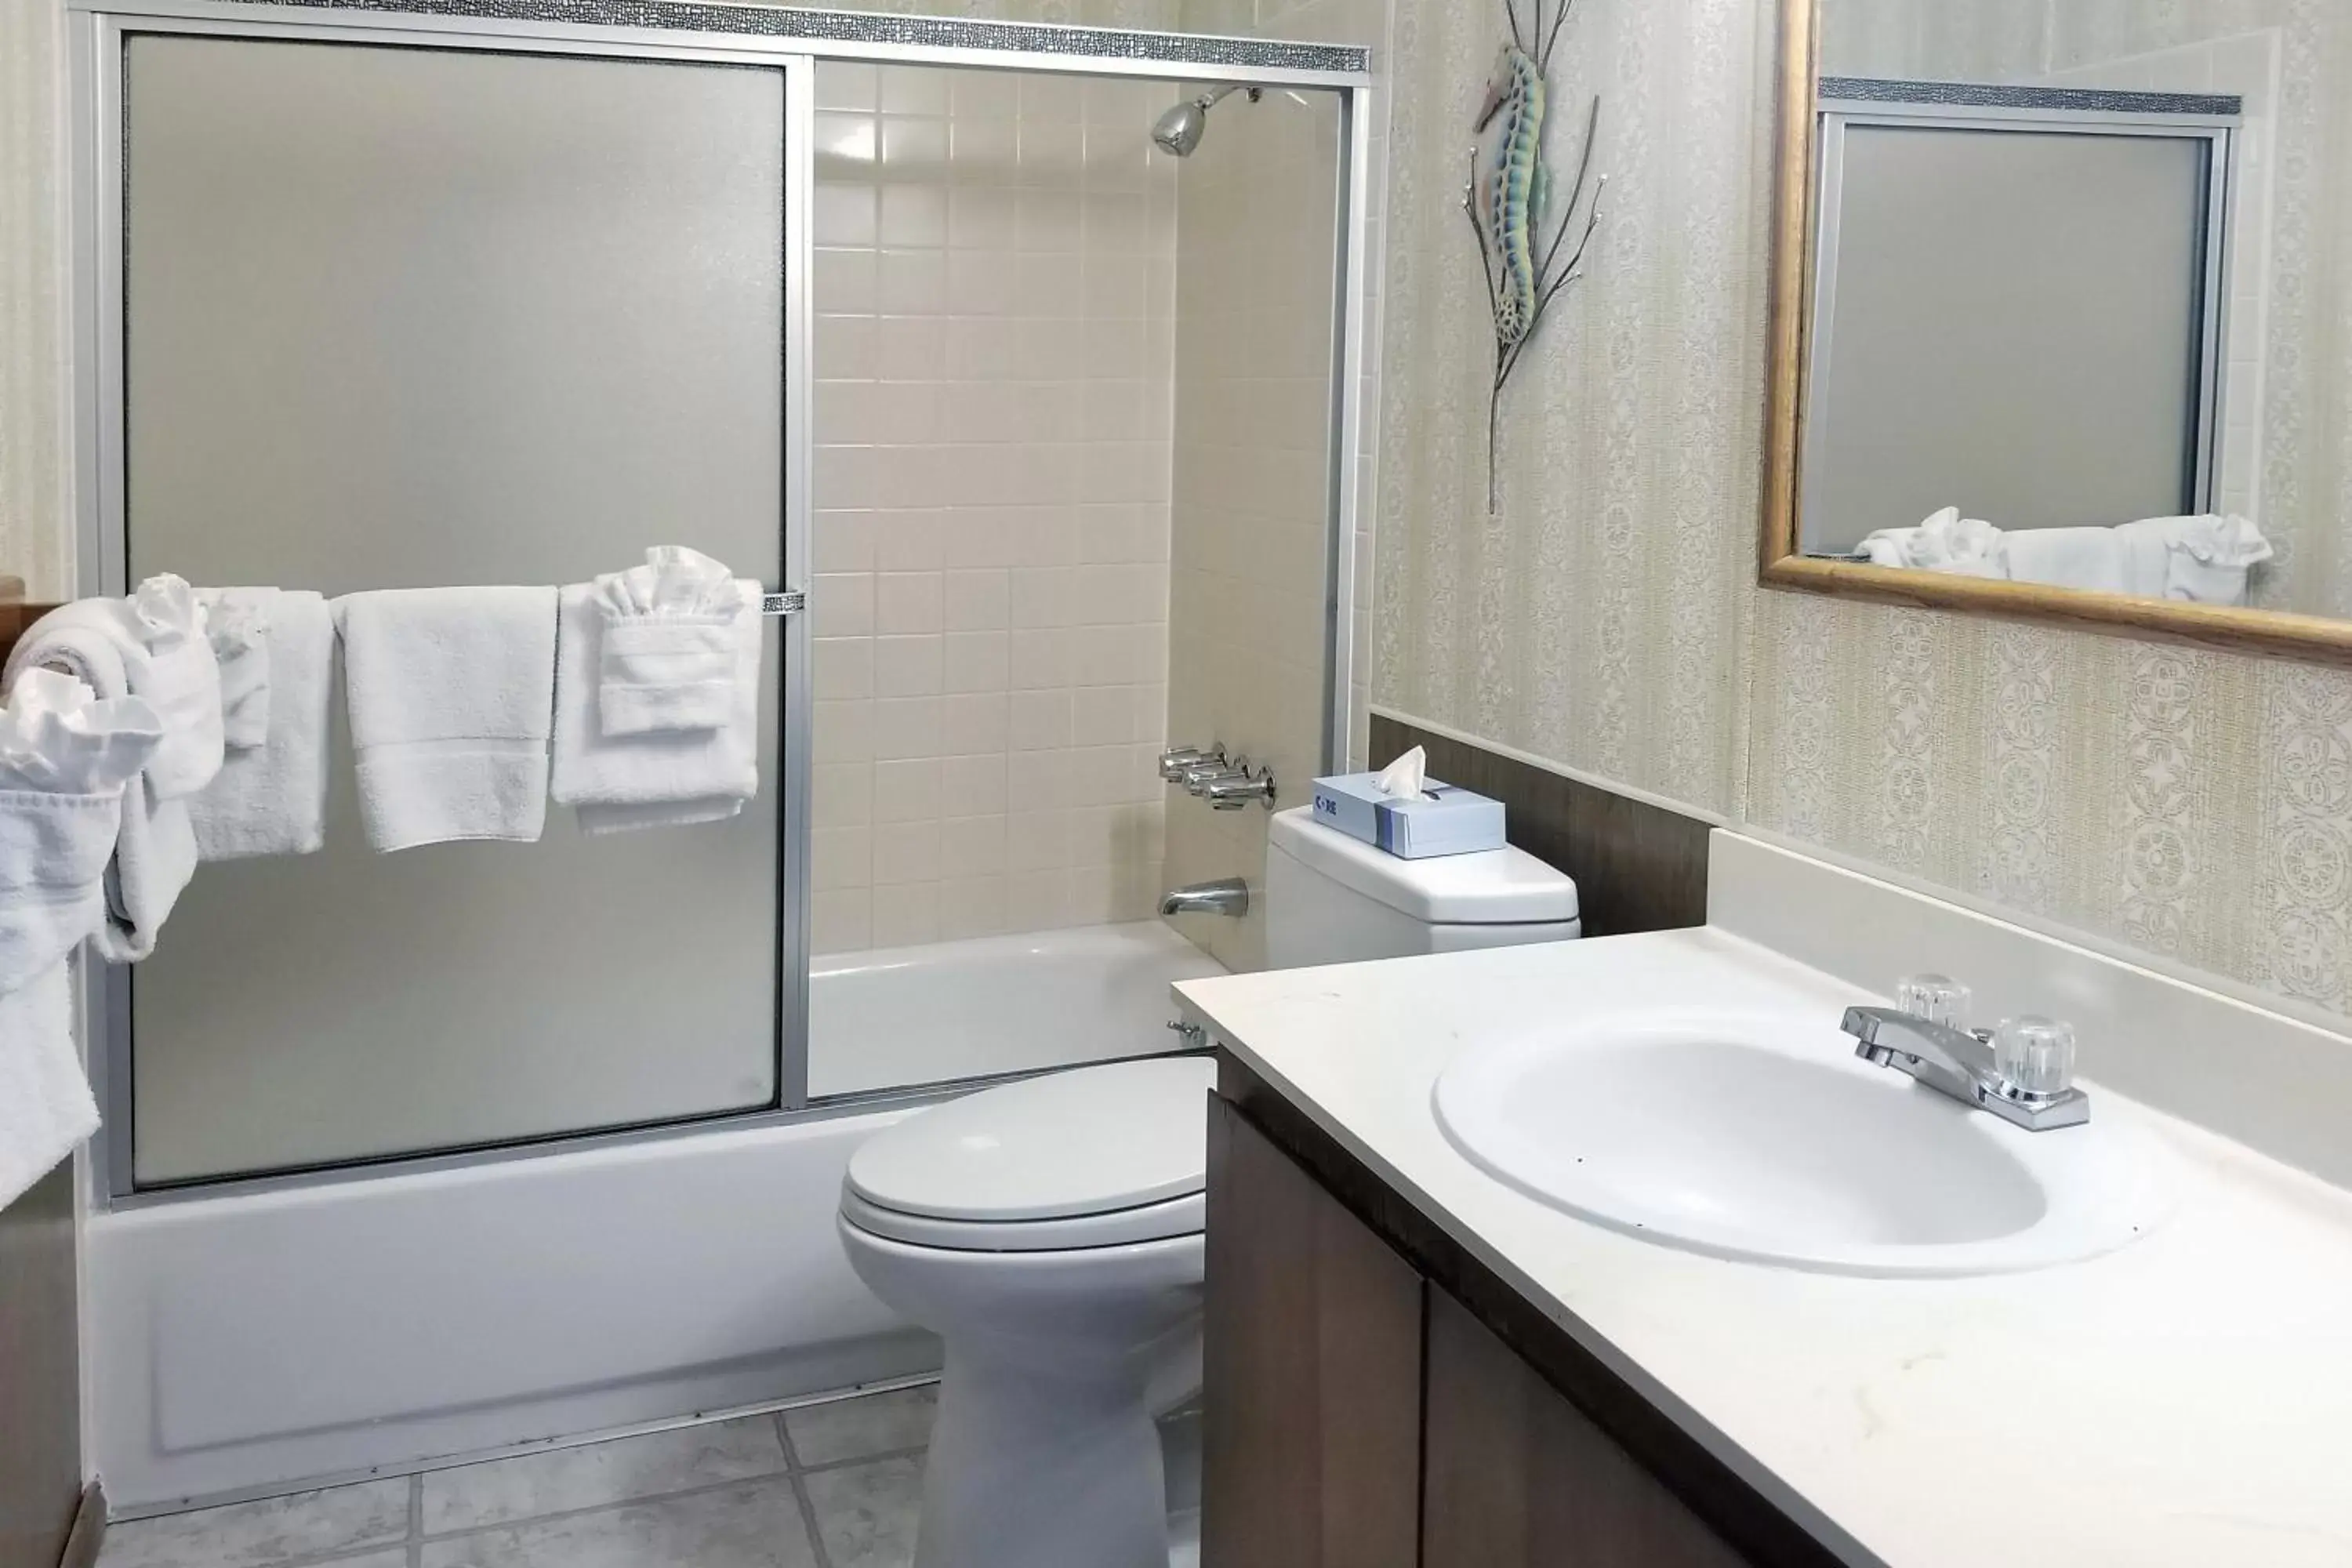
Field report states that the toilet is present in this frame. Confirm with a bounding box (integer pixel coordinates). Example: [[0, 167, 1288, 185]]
[[836, 805, 1580, 1568]]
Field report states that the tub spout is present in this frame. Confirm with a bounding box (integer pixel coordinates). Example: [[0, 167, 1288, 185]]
[[1160, 878, 1249, 917]]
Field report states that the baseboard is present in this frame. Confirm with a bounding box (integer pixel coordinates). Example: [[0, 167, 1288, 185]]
[[56, 1483, 102, 1568]]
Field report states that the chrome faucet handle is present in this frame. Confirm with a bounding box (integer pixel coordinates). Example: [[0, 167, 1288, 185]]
[[1204, 768, 1276, 811], [1183, 761, 1247, 795], [1160, 743, 1220, 781]]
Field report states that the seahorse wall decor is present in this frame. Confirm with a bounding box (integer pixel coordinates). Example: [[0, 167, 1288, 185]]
[[1464, 0, 1605, 514]]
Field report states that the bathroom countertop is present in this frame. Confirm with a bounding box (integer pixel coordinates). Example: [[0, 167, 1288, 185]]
[[1175, 927, 2352, 1568]]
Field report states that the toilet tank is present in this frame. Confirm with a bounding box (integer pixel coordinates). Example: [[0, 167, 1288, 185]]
[[1264, 807, 1581, 971]]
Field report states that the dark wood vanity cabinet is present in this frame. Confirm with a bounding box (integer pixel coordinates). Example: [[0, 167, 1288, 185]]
[[1201, 1084, 1422, 1568], [1204, 1083, 1784, 1568]]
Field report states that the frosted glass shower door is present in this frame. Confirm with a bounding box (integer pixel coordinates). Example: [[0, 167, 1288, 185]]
[[118, 35, 794, 1184]]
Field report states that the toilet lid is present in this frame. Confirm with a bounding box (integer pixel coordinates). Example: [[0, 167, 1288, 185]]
[[848, 1056, 1217, 1223]]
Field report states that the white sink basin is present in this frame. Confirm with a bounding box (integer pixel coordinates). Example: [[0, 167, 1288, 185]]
[[1433, 1008, 2175, 1277]]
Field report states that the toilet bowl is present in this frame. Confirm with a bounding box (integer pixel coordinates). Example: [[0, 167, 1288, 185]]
[[838, 1056, 1215, 1568], [837, 808, 1582, 1566]]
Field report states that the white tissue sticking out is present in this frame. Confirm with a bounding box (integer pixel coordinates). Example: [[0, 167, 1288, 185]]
[[1375, 745, 1429, 802]]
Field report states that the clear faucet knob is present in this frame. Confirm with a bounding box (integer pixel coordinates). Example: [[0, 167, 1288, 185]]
[[1994, 1015, 2077, 1099], [1896, 974, 1972, 1032]]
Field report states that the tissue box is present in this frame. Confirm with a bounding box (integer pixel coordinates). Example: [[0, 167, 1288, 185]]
[[1309, 773, 1507, 858]]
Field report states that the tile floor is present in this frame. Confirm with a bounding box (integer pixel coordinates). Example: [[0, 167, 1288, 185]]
[[98, 1385, 939, 1568]]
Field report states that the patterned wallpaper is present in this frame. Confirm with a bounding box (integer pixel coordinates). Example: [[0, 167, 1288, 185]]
[[0, 0, 70, 602], [1371, 0, 1769, 819], [1363, 0, 2352, 1025]]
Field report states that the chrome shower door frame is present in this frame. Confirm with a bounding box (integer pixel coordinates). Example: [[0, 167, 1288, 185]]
[[65, 0, 1375, 1206]]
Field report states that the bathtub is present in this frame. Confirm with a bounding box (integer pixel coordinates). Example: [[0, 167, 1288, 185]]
[[88, 916, 1226, 1510], [809, 920, 1229, 1099]]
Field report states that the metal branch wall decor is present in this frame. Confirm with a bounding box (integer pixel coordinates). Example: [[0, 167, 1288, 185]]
[[1464, 0, 1606, 514]]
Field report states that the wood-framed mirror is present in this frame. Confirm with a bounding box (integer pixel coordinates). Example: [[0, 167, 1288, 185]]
[[1762, 0, 2352, 664]]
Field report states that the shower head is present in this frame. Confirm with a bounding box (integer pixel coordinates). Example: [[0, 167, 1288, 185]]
[[1151, 85, 1261, 158]]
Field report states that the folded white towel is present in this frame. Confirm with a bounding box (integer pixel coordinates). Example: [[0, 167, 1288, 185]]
[[2116, 514, 2275, 606], [594, 548, 750, 735], [188, 590, 335, 861], [335, 586, 557, 851], [0, 670, 165, 989], [4, 608, 200, 962], [550, 575, 761, 835], [0, 962, 97, 1213], [199, 587, 274, 750]]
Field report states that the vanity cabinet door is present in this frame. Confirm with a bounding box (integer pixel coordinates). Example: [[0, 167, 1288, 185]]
[[1422, 1291, 1751, 1568], [1202, 1095, 1424, 1568]]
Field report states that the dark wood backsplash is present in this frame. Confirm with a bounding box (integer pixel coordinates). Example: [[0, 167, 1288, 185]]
[[0, 604, 62, 676], [1370, 715, 1711, 938]]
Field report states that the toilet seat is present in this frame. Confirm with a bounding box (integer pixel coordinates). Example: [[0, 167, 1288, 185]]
[[843, 1185, 1206, 1252], [844, 1055, 1216, 1252]]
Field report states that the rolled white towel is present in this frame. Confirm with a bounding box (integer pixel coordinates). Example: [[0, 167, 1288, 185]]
[[0, 963, 97, 1213], [188, 590, 336, 861], [335, 586, 558, 851], [3, 608, 198, 962], [0, 670, 165, 988], [24, 578, 223, 800], [550, 572, 761, 836], [1860, 508, 2008, 576]]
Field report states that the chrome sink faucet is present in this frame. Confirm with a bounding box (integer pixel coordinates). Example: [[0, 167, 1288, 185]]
[[1841, 975, 2089, 1131]]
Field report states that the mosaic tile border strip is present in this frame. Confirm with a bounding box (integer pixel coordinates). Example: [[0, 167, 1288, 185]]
[[1821, 76, 2240, 118], [184, 0, 1370, 74]]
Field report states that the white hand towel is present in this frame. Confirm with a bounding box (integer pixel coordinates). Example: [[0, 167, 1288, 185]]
[[188, 590, 335, 861], [335, 586, 557, 851], [0, 963, 97, 1214], [4, 608, 200, 962], [0, 670, 165, 988], [593, 548, 750, 735], [199, 587, 274, 750], [550, 578, 761, 835], [2000, 527, 2131, 595]]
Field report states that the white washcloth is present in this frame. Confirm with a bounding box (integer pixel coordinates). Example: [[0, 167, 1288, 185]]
[[199, 587, 274, 750], [335, 586, 557, 851], [0, 963, 97, 1213], [0, 670, 165, 988], [4, 607, 200, 963], [126, 575, 224, 798], [188, 590, 335, 861], [593, 548, 750, 735], [550, 578, 761, 834]]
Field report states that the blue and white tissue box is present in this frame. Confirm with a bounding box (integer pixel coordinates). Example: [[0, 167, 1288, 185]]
[[1309, 773, 1506, 859]]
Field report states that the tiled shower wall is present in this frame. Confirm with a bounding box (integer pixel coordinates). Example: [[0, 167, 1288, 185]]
[[807, 63, 1181, 953], [1160, 0, 1388, 973], [1160, 79, 1348, 972]]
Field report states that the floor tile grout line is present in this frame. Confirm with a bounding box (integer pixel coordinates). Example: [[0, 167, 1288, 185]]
[[778, 1409, 839, 1568], [146, 1443, 935, 1567], [113, 1401, 936, 1568]]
